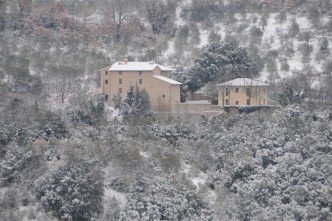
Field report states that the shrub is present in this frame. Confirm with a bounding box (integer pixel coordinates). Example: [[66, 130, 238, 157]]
[[0, 143, 43, 186], [37, 111, 69, 140], [110, 177, 129, 193], [35, 160, 104, 221]]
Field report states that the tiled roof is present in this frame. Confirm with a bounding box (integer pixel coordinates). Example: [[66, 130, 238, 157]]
[[153, 75, 182, 85], [108, 62, 174, 71], [217, 78, 269, 87]]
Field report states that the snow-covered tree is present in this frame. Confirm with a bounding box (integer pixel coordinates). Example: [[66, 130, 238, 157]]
[[35, 160, 104, 221], [186, 42, 259, 92], [115, 86, 153, 123]]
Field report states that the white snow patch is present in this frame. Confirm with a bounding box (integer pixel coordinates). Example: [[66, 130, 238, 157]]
[[182, 163, 191, 174], [175, 6, 187, 27], [296, 17, 311, 30], [140, 151, 151, 159], [191, 171, 208, 190], [199, 29, 209, 47], [104, 188, 127, 209]]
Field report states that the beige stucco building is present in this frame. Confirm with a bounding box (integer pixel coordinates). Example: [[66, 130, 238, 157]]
[[217, 78, 269, 107], [100, 61, 181, 112]]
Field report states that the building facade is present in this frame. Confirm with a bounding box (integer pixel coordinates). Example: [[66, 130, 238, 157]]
[[217, 78, 269, 107], [100, 61, 181, 112]]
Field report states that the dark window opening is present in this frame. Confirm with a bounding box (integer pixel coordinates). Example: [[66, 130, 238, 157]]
[[119, 88, 122, 94], [162, 94, 165, 98], [246, 88, 251, 96], [105, 71, 108, 75], [236, 88, 239, 93], [225, 88, 229, 96], [236, 101, 239, 105], [225, 99, 229, 105], [119, 71, 122, 75], [105, 80, 108, 84], [247, 99, 251, 105], [119, 79, 122, 84], [139, 79, 143, 84]]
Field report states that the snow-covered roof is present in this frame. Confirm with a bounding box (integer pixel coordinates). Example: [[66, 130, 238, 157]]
[[99, 65, 112, 71], [153, 75, 182, 85], [217, 78, 269, 87], [184, 100, 210, 105], [108, 62, 174, 72], [158, 65, 175, 72]]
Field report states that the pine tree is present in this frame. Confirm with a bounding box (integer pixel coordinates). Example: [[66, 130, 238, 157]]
[[35, 160, 104, 221], [186, 42, 259, 92], [122, 86, 153, 122]]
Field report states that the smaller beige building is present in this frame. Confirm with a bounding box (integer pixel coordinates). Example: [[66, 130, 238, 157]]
[[100, 61, 182, 112], [217, 78, 269, 107]]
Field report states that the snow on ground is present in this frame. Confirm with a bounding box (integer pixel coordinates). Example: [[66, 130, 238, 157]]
[[104, 188, 127, 210], [106, 106, 120, 120], [181, 162, 208, 190], [199, 29, 209, 47], [103, 163, 128, 209], [180, 162, 217, 204], [164, 39, 175, 56], [191, 171, 208, 190], [140, 151, 152, 159], [175, 6, 187, 27]]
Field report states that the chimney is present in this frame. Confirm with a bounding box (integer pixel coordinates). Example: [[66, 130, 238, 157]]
[[124, 58, 128, 64]]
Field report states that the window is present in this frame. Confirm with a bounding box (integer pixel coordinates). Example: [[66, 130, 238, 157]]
[[236, 101, 239, 105], [225, 99, 229, 105], [119, 71, 122, 75], [119, 88, 122, 94], [105, 71, 108, 76], [225, 88, 229, 96], [105, 95, 109, 101], [119, 79, 122, 84], [247, 99, 251, 105], [246, 88, 251, 96], [139, 79, 143, 84], [139, 71, 142, 75], [105, 80, 108, 84], [236, 88, 239, 93], [162, 94, 165, 98]]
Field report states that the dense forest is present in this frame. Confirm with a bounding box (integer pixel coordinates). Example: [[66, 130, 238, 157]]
[[0, 0, 332, 220]]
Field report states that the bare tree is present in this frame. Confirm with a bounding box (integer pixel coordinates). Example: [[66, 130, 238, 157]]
[[109, 0, 134, 42], [53, 74, 73, 104], [48, 65, 78, 104], [146, 0, 173, 35]]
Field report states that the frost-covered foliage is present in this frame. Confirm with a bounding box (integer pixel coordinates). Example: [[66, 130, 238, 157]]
[[35, 160, 104, 221], [186, 42, 259, 92], [150, 123, 195, 146], [68, 95, 106, 127], [119, 174, 215, 221], [113, 86, 153, 123], [37, 111, 69, 140], [0, 142, 43, 186], [202, 106, 332, 220]]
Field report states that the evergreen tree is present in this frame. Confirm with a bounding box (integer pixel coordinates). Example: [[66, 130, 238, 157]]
[[35, 160, 104, 221], [186, 42, 259, 92], [287, 19, 300, 38], [121, 86, 153, 122]]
